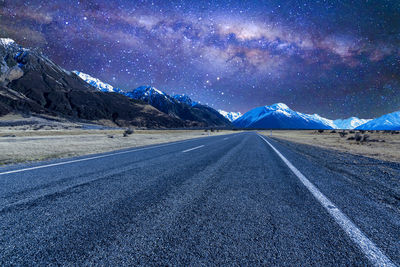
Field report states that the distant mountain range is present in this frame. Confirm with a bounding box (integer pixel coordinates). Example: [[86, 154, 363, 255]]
[[1, 38, 398, 130], [233, 103, 335, 129], [356, 111, 400, 130], [218, 110, 242, 122], [0, 38, 185, 128], [75, 71, 230, 127], [232, 103, 400, 130], [333, 117, 371, 130]]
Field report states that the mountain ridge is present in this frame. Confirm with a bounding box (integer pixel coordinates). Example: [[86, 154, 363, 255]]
[[0, 38, 184, 128], [75, 71, 230, 127], [356, 111, 400, 130], [233, 103, 335, 129]]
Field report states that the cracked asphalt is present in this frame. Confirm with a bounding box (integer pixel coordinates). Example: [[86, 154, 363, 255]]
[[0, 132, 398, 266]]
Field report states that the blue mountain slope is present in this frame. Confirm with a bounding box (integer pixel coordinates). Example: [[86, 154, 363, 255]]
[[234, 103, 334, 129], [356, 111, 400, 130]]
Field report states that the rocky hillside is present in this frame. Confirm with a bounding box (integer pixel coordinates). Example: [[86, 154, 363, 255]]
[[0, 38, 184, 128], [125, 87, 231, 127]]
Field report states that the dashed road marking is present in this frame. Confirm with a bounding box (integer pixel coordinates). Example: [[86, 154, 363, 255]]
[[182, 145, 205, 153]]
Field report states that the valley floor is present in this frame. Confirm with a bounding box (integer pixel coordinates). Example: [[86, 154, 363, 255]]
[[0, 115, 236, 165], [261, 130, 400, 163]]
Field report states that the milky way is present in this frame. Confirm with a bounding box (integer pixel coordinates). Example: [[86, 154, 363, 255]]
[[1, 0, 399, 118]]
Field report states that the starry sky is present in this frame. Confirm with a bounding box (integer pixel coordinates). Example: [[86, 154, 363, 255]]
[[1, 0, 400, 119]]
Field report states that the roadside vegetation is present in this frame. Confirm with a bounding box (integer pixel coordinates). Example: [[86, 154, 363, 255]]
[[0, 125, 237, 165], [262, 129, 400, 163]]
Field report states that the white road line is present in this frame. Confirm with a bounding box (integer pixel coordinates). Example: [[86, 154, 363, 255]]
[[0, 138, 206, 176], [182, 145, 205, 153], [258, 134, 396, 267]]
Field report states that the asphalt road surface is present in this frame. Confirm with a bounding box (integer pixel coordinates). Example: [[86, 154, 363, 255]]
[[0, 132, 398, 266]]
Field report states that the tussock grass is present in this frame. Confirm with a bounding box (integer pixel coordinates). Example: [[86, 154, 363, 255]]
[[260, 130, 400, 163], [0, 128, 237, 165]]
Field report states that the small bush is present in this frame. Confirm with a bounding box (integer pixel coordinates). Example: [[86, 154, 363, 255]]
[[359, 130, 366, 134], [349, 130, 355, 134], [318, 129, 324, 133], [355, 132, 362, 142], [123, 128, 134, 137], [362, 134, 370, 142], [330, 130, 337, 133], [339, 132, 348, 137], [347, 136, 355, 140], [107, 135, 114, 139]]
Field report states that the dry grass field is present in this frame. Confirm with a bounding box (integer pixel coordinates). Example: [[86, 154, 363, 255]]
[[260, 130, 400, 163], [0, 118, 237, 165]]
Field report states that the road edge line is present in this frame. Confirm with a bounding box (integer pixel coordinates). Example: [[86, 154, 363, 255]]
[[258, 134, 396, 267]]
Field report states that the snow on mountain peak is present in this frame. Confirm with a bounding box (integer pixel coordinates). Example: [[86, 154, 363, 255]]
[[218, 110, 242, 122], [134, 86, 166, 96], [0, 38, 16, 47], [73, 71, 119, 93], [234, 103, 335, 129], [267, 103, 290, 110], [333, 117, 371, 129], [356, 111, 400, 130], [173, 94, 198, 106]]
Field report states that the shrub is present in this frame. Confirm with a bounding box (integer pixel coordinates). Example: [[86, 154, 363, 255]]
[[330, 130, 337, 133], [355, 132, 362, 142], [349, 130, 355, 134], [107, 135, 114, 139], [318, 129, 324, 133], [362, 134, 370, 142], [339, 132, 348, 137], [359, 130, 366, 134], [347, 136, 355, 140], [123, 128, 134, 137]]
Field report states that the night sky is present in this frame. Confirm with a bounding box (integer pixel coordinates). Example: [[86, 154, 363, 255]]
[[1, 0, 400, 119]]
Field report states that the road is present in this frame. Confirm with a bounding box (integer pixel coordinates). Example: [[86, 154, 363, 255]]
[[0, 132, 398, 266]]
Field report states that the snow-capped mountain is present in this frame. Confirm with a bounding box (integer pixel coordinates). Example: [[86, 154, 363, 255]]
[[173, 94, 198, 106], [356, 111, 400, 130], [125, 87, 230, 127], [308, 114, 337, 129], [218, 110, 242, 122], [73, 71, 124, 93], [72, 72, 230, 127], [125, 86, 169, 102], [0, 38, 184, 127], [233, 103, 334, 129], [333, 117, 371, 129], [0, 38, 16, 47]]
